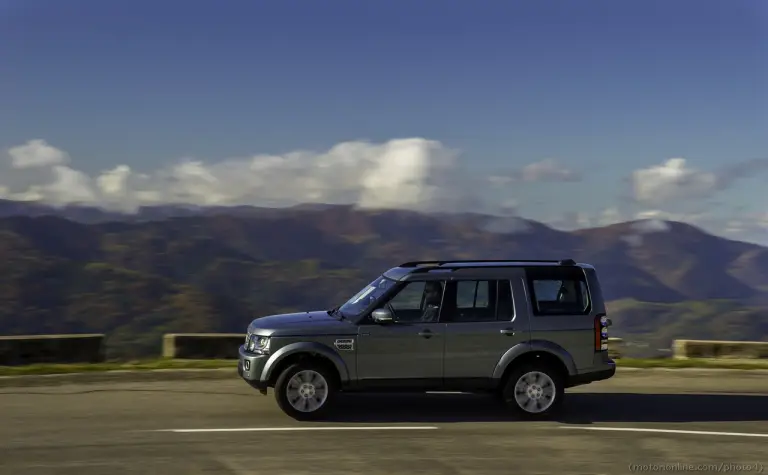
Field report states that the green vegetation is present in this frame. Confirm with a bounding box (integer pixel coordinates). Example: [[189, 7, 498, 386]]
[[616, 358, 768, 370], [0, 359, 234, 376]]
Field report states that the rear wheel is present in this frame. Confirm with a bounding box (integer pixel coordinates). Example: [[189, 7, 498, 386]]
[[274, 362, 337, 420], [501, 363, 564, 418]]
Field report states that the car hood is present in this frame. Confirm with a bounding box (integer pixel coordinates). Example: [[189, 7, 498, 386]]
[[247, 310, 357, 337]]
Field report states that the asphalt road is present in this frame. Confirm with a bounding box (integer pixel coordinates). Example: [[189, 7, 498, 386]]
[[1, 368, 767, 475]]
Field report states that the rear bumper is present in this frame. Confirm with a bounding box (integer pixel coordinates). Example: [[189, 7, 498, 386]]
[[237, 345, 269, 391], [566, 360, 616, 387]]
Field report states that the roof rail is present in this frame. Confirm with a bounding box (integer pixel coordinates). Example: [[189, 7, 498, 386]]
[[398, 259, 576, 267], [398, 260, 444, 267]]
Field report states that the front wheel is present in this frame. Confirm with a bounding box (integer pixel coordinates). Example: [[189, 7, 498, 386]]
[[274, 362, 337, 420], [501, 363, 565, 419]]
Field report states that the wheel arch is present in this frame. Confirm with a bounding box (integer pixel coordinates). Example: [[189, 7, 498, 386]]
[[493, 341, 576, 389], [262, 342, 348, 387]]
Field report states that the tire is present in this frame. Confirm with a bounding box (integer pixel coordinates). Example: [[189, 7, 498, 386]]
[[274, 362, 337, 420], [500, 362, 565, 419]]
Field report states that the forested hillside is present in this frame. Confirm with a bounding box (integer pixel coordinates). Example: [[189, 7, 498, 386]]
[[1, 204, 766, 358]]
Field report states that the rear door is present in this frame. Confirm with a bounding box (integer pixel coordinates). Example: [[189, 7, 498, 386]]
[[442, 274, 531, 382], [523, 265, 597, 371]]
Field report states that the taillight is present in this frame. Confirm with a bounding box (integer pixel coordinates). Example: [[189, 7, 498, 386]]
[[594, 313, 609, 351]]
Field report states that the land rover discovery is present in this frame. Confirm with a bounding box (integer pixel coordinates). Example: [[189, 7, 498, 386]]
[[237, 259, 616, 420]]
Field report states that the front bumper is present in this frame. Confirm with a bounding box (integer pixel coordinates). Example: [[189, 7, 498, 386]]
[[237, 345, 269, 391]]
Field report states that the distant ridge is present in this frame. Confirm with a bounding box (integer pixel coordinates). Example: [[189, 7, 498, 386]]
[[0, 201, 766, 358]]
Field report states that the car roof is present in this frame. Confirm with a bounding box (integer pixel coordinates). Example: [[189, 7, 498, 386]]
[[383, 259, 594, 281]]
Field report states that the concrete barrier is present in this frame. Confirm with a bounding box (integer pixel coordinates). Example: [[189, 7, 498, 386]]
[[672, 339, 768, 360], [0, 334, 105, 366], [163, 333, 245, 359], [161, 333, 628, 360], [607, 337, 624, 359]]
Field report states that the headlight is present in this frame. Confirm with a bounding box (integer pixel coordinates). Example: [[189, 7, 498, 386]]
[[247, 334, 270, 354]]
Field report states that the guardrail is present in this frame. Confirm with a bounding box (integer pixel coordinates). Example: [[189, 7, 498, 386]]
[[0, 333, 764, 365], [162, 333, 244, 359], [607, 337, 623, 359], [160, 334, 630, 360], [672, 339, 768, 360], [0, 334, 105, 365]]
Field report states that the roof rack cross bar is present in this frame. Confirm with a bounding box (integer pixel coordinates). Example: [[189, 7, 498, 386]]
[[398, 259, 577, 268]]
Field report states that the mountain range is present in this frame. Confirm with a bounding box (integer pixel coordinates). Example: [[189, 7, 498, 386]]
[[0, 199, 766, 358]]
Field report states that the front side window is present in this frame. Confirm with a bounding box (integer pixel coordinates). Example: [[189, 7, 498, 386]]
[[386, 280, 445, 323]]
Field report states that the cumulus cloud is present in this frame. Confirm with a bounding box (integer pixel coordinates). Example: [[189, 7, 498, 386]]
[[3, 139, 765, 245], [489, 159, 581, 186], [631, 157, 768, 206], [8, 139, 70, 169], [631, 158, 718, 205], [0, 138, 490, 213]]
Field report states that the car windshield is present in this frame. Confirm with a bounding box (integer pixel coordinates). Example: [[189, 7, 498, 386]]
[[338, 275, 396, 317]]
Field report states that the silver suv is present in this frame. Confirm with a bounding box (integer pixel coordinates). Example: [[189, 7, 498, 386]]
[[238, 259, 616, 420]]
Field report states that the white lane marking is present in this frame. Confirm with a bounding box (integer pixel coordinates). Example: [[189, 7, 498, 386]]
[[157, 426, 439, 433], [559, 426, 768, 438], [426, 391, 468, 394]]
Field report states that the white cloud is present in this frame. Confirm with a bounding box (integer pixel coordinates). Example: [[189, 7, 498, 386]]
[[2, 138, 765, 246], [96, 165, 132, 197], [719, 213, 768, 245], [631, 158, 717, 205], [0, 137, 487, 213], [548, 206, 628, 230], [623, 209, 768, 246], [490, 159, 581, 185], [479, 199, 535, 234], [630, 156, 768, 207], [759, 213, 768, 229], [599, 207, 624, 226], [634, 209, 695, 223], [518, 158, 581, 182], [630, 218, 671, 233], [8, 139, 70, 169]]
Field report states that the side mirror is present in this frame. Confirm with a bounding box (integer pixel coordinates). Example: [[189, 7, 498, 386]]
[[371, 308, 394, 324]]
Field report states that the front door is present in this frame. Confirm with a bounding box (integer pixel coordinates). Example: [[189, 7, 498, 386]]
[[356, 280, 446, 389], [442, 275, 531, 387]]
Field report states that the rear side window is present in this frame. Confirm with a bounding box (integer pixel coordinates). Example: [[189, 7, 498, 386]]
[[451, 280, 514, 322], [525, 267, 591, 316], [455, 280, 495, 321]]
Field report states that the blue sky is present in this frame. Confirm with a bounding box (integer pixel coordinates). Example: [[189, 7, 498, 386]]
[[1, 0, 766, 241]]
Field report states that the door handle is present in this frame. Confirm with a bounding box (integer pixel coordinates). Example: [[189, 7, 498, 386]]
[[418, 330, 434, 338], [500, 328, 516, 336]]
